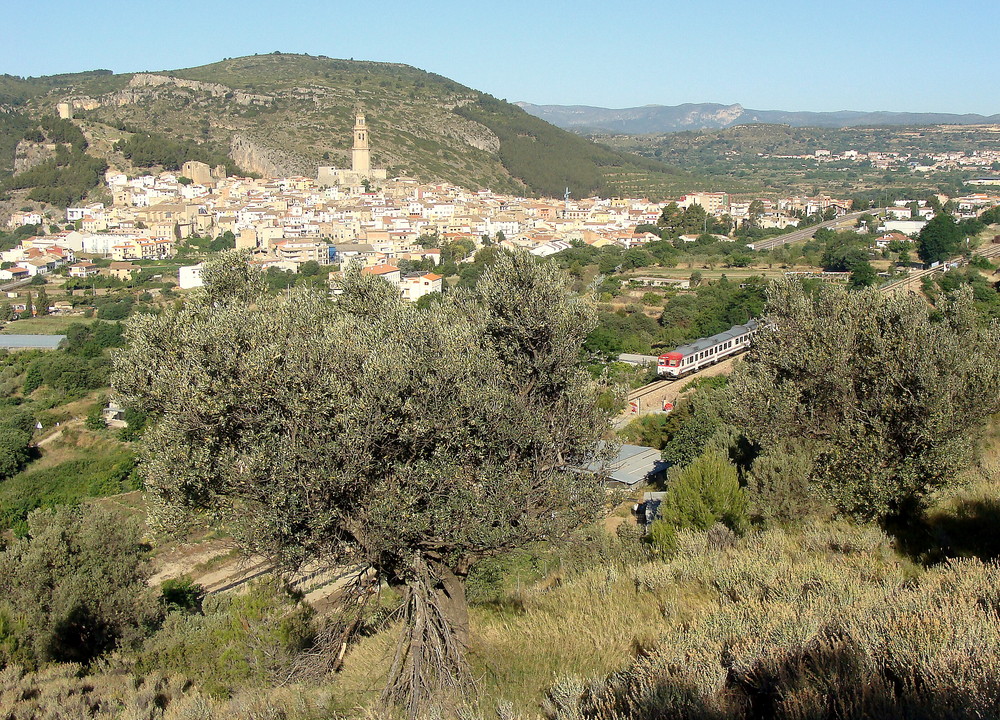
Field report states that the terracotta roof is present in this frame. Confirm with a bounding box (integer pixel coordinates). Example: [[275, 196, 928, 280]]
[[362, 265, 399, 276]]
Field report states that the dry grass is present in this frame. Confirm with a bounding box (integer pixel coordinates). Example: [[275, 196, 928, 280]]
[[10, 422, 1000, 718], [30, 424, 126, 473], [4, 513, 998, 718], [530, 524, 1000, 720], [0, 664, 337, 720], [331, 516, 998, 718]]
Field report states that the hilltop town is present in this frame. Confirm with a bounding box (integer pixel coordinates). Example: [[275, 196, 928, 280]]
[[3, 38, 1000, 719], [6, 110, 1000, 309]]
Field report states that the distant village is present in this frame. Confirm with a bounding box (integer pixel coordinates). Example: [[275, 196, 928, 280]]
[[767, 145, 1000, 177], [4, 113, 1000, 301]]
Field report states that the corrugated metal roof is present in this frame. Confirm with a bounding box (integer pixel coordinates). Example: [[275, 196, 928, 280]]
[[0, 334, 66, 349], [581, 443, 667, 487]]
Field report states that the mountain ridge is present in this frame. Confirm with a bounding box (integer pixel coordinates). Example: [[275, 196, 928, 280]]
[[517, 101, 1000, 134], [0, 55, 703, 202]]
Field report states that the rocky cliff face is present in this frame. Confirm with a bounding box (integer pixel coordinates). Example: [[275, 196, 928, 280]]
[[125, 73, 272, 106], [13, 140, 57, 174], [229, 134, 311, 177], [73, 73, 273, 110]]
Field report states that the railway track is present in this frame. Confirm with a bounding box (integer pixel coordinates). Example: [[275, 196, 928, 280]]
[[881, 241, 1000, 295], [627, 377, 678, 407], [621, 240, 1000, 420]]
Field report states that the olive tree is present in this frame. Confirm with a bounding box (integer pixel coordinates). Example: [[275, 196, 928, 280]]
[[730, 280, 1000, 522], [112, 251, 611, 714]]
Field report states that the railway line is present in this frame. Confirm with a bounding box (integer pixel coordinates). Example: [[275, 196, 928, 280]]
[[748, 211, 868, 252], [881, 240, 1000, 295], [621, 239, 1000, 420]]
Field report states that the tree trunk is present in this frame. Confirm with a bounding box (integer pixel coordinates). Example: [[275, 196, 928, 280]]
[[383, 556, 471, 718], [434, 563, 469, 651]]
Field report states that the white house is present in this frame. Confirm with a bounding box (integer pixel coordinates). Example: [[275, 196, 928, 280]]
[[400, 272, 442, 302], [178, 264, 205, 289], [360, 264, 401, 287], [68, 261, 99, 278]]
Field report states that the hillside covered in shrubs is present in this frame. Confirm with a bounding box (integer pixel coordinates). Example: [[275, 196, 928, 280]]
[[0, 257, 999, 719]]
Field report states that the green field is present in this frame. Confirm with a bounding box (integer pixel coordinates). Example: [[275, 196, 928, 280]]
[[1, 315, 98, 335]]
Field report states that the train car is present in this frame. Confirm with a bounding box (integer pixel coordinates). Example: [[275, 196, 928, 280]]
[[656, 320, 759, 378]]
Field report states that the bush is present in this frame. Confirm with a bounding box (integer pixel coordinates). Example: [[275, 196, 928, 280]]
[[84, 404, 106, 431], [64, 321, 124, 357], [647, 519, 678, 557], [135, 579, 315, 695], [95, 297, 133, 320], [658, 450, 749, 534], [660, 387, 732, 467], [117, 407, 147, 441], [22, 353, 105, 397], [0, 428, 31, 479], [0, 506, 157, 667], [746, 441, 826, 525], [160, 576, 205, 614], [22, 364, 42, 394]]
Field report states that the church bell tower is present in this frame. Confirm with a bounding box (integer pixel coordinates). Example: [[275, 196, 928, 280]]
[[351, 111, 370, 175]]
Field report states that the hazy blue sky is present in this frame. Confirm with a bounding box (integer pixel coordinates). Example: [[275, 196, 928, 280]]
[[4, 0, 997, 114]]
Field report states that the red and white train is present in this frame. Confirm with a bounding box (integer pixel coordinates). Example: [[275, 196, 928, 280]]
[[656, 320, 759, 378]]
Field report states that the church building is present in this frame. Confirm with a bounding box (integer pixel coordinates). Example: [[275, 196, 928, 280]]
[[317, 111, 388, 188]]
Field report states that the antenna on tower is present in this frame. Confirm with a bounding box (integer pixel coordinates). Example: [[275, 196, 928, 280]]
[[564, 187, 570, 202]]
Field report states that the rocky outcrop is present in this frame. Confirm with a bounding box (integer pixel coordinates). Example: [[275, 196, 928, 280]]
[[449, 114, 500, 154], [13, 140, 57, 174], [229, 134, 311, 177], [129, 72, 229, 95], [126, 73, 272, 106], [91, 73, 273, 110]]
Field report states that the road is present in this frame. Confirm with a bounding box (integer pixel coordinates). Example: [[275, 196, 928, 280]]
[[749, 211, 870, 251], [0, 277, 31, 293]]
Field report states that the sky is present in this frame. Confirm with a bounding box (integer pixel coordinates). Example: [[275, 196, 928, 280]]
[[3, 0, 999, 115]]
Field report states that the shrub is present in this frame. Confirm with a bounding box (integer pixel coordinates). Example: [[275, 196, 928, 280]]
[[84, 404, 106, 431], [659, 450, 749, 534], [135, 579, 315, 696], [117, 407, 147, 441], [0, 428, 31, 479], [22, 364, 42, 394], [647, 520, 678, 557], [746, 441, 826, 525], [0, 506, 157, 667], [160, 576, 205, 614], [660, 387, 734, 467]]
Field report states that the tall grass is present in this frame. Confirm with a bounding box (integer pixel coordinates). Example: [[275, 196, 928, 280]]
[[328, 518, 1000, 717], [0, 663, 336, 720], [530, 524, 1000, 720]]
